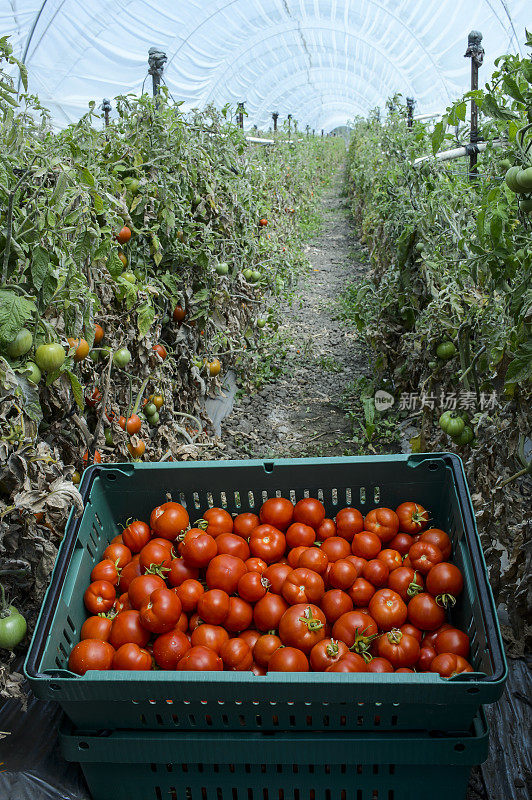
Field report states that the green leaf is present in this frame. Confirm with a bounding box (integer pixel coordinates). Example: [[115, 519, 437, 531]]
[[107, 250, 124, 278], [80, 167, 95, 188], [481, 95, 518, 120], [0, 291, 36, 346], [74, 230, 93, 267], [14, 371, 42, 422], [431, 121, 445, 155], [502, 76, 526, 104], [67, 370, 84, 410], [137, 301, 155, 337], [17, 61, 28, 92], [50, 170, 69, 207], [31, 245, 50, 291], [0, 89, 18, 107], [489, 210, 504, 245], [91, 191, 104, 214]]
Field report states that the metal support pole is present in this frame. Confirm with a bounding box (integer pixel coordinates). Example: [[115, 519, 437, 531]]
[[464, 31, 484, 180], [312, 128, 315, 137], [102, 98, 111, 127], [272, 112, 279, 132], [148, 47, 167, 98], [287, 114, 292, 140], [305, 125, 310, 137], [406, 97, 415, 128], [237, 102, 245, 129], [321, 129, 324, 137]]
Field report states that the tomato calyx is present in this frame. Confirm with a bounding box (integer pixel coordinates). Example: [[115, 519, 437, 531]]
[[348, 626, 378, 661], [144, 562, 170, 578], [195, 518, 209, 531], [325, 640, 342, 658], [385, 628, 403, 645], [436, 592, 457, 608], [298, 605, 324, 632], [260, 576, 271, 591], [406, 572, 424, 598]]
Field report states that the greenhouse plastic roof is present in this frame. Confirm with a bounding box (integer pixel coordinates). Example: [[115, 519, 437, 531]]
[[1, 1, 529, 131]]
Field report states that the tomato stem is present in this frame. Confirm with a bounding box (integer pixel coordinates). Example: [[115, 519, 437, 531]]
[[436, 593, 457, 608]]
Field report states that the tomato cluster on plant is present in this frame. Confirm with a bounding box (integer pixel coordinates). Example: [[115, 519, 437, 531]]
[[68, 495, 473, 677]]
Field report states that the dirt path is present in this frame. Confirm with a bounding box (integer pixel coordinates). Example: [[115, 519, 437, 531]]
[[219, 164, 369, 459]]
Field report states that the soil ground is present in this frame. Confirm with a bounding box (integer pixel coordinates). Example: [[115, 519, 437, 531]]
[[219, 167, 368, 459]]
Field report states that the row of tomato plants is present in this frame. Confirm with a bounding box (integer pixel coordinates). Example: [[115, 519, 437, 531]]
[[343, 41, 531, 650], [0, 37, 343, 678]]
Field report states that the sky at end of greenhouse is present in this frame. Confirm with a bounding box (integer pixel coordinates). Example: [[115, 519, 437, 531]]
[[0, 1, 529, 131]]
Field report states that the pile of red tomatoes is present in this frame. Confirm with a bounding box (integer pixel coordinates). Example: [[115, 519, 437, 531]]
[[68, 497, 473, 677]]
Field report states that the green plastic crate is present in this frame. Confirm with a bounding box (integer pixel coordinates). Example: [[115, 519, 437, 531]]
[[25, 455, 506, 732], [60, 712, 489, 800]]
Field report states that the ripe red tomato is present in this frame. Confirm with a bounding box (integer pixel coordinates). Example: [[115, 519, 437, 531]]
[[417, 644, 437, 671], [268, 647, 309, 672], [348, 577, 376, 607], [309, 638, 349, 671], [278, 604, 326, 652], [430, 653, 473, 677], [116, 225, 131, 244], [253, 634, 282, 666], [396, 502, 429, 534], [425, 563, 464, 605], [117, 556, 142, 592], [298, 547, 328, 575], [206, 554, 247, 594], [153, 343, 168, 361], [197, 589, 230, 624], [140, 587, 182, 634], [175, 579, 204, 612], [320, 589, 353, 623], [220, 638, 253, 671], [351, 531, 381, 559], [180, 530, 218, 568], [109, 610, 150, 649], [293, 497, 325, 529], [377, 549, 403, 572], [387, 567, 424, 602], [326, 654, 367, 672], [320, 537, 351, 562], [224, 596, 253, 632], [237, 571, 268, 602], [245, 557, 267, 574], [362, 559, 389, 587], [202, 507, 233, 537], [260, 497, 294, 531], [376, 629, 420, 668], [128, 573, 166, 610], [364, 508, 400, 543], [233, 512, 260, 538], [263, 563, 292, 593], [80, 616, 113, 641], [249, 525, 286, 563], [286, 522, 316, 548], [408, 541, 443, 575], [253, 593, 288, 631], [112, 643, 152, 670], [287, 545, 308, 568], [113, 593, 130, 614], [118, 413, 142, 435], [122, 520, 151, 553], [400, 623, 423, 643], [250, 662, 267, 675], [139, 540, 173, 572], [68, 639, 115, 674], [420, 529, 452, 560], [368, 589, 407, 631], [191, 624, 229, 653], [176, 645, 223, 671], [407, 593, 446, 631], [151, 502, 190, 540], [331, 610, 378, 649], [103, 542, 132, 568], [167, 558, 199, 587], [335, 507, 364, 541], [91, 559, 119, 585], [435, 627, 470, 658], [215, 532, 250, 561], [282, 567, 325, 604], [153, 629, 191, 669], [347, 555, 367, 574], [84, 580, 116, 614], [316, 518, 336, 541], [366, 657, 394, 673], [176, 612, 188, 632], [327, 559, 357, 590], [422, 623, 453, 648], [388, 532, 414, 555]]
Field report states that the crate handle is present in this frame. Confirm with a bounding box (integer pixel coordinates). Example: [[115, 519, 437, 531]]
[[263, 461, 274, 473], [25, 465, 103, 679], [442, 454, 507, 684]]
